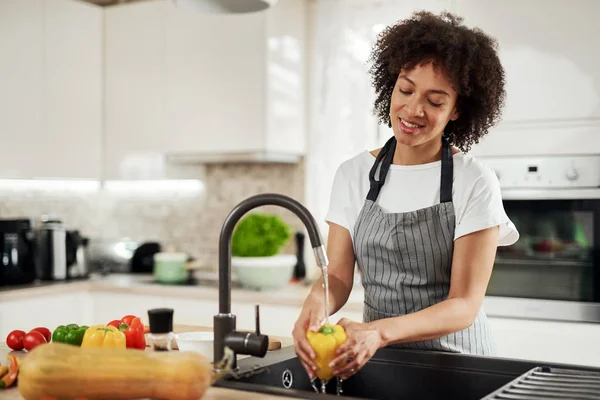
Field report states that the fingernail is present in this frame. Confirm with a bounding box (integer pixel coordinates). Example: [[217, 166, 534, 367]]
[[312, 365, 317, 371]]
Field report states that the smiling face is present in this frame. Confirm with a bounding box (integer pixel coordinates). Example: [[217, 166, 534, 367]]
[[389, 61, 459, 148]]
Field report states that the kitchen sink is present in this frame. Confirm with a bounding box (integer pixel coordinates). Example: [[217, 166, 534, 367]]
[[215, 346, 600, 399]]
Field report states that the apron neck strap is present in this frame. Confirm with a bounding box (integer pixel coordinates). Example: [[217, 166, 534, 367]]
[[439, 140, 453, 203], [366, 136, 454, 204], [366, 136, 396, 202]]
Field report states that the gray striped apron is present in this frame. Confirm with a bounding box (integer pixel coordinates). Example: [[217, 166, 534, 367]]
[[353, 136, 496, 355]]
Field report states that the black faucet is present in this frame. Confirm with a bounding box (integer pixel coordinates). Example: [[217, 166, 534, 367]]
[[213, 193, 329, 369]]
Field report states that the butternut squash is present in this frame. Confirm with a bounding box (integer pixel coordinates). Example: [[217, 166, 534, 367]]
[[18, 342, 214, 400]]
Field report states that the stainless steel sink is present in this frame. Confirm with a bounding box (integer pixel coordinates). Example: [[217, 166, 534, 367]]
[[215, 346, 600, 399]]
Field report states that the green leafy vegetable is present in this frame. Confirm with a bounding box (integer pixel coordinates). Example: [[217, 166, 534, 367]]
[[231, 213, 291, 257]]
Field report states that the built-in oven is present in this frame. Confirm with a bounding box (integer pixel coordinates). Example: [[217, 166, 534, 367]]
[[480, 155, 600, 323]]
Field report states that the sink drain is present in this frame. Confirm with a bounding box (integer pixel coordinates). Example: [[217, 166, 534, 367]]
[[282, 369, 294, 388]]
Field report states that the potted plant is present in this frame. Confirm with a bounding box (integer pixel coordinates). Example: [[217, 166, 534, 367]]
[[231, 213, 296, 290]]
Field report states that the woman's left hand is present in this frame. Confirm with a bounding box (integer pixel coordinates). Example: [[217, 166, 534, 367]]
[[329, 318, 385, 380]]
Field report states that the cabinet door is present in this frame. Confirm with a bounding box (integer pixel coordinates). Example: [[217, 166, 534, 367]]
[[488, 317, 600, 367], [454, 0, 600, 157], [104, 1, 167, 180], [44, 0, 102, 179], [0, 291, 89, 339], [264, 0, 307, 156], [164, 4, 266, 155], [0, 0, 44, 178]]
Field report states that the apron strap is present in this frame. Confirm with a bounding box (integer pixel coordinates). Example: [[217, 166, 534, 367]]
[[367, 136, 453, 204], [439, 140, 454, 203], [367, 136, 396, 202]]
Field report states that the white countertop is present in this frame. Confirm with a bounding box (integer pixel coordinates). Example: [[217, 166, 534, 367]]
[[0, 273, 366, 312]]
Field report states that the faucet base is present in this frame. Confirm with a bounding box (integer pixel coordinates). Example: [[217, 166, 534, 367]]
[[214, 313, 236, 366]]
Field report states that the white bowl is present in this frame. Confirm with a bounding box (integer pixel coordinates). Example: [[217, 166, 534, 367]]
[[232, 254, 296, 291], [175, 331, 214, 360]]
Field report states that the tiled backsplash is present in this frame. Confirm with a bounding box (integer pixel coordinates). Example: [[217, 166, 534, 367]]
[[0, 160, 305, 269]]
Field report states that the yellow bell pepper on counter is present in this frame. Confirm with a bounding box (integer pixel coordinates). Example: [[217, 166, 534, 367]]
[[81, 325, 126, 349], [306, 324, 347, 380]]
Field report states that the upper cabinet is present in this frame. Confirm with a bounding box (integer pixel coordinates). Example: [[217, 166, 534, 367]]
[[44, 0, 103, 179], [457, 0, 600, 157], [104, 0, 307, 179], [0, 0, 44, 179], [0, 0, 102, 179], [103, 1, 168, 180]]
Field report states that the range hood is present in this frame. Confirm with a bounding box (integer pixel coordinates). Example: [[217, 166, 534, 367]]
[[166, 151, 301, 164], [172, 0, 278, 14]]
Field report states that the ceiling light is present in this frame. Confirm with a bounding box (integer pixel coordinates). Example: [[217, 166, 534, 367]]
[[173, 0, 277, 14]]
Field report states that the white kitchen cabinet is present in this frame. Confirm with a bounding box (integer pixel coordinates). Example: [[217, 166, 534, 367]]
[[0, 0, 102, 179], [164, 0, 306, 160], [103, 1, 170, 180], [0, 290, 90, 340], [488, 317, 600, 367], [163, 7, 266, 157], [104, 0, 307, 173], [454, 0, 600, 157], [43, 0, 103, 179], [0, 0, 44, 179]]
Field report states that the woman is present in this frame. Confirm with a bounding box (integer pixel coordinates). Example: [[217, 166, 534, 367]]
[[293, 11, 519, 381]]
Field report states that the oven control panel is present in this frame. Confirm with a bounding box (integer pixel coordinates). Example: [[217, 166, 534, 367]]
[[480, 155, 600, 189]]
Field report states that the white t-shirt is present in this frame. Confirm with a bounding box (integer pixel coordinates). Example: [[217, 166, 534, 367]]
[[325, 150, 519, 246]]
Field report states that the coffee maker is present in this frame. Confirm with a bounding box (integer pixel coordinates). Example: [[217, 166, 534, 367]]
[[35, 216, 67, 281], [0, 218, 36, 286]]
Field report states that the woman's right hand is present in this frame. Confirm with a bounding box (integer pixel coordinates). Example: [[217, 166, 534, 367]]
[[292, 298, 326, 380]]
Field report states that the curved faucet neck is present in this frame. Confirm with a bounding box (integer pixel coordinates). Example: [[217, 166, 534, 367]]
[[218, 193, 327, 314]]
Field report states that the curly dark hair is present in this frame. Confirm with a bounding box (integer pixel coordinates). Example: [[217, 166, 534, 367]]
[[369, 11, 506, 152]]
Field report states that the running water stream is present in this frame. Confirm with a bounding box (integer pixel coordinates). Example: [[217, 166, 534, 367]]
[[310, 266, 343, 395]]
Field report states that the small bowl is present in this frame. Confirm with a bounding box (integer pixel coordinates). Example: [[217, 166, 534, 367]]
[[175, 331, 214, 360]]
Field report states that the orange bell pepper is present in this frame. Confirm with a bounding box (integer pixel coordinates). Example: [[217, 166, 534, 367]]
[[80, 325, 126, 349]]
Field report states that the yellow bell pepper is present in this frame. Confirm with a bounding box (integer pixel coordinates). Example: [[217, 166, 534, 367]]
[[306, 324, 347, 380], [81, 325, 126, 349]]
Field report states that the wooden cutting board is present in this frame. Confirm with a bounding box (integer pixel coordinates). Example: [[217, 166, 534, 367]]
[[149, 324, 282, 351]]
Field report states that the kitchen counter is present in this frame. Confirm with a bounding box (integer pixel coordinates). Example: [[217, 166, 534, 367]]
[[0, 324, 296, 400], [0, 273, 365, 312]]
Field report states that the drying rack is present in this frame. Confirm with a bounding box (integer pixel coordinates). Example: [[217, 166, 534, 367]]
[[481, 366, 600, 399]]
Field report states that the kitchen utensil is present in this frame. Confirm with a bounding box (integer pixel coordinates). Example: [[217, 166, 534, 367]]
[[175, 332, 214, 359], [232, 254, 296, 290], [131, 242, 161, 273], [292, 231, 306, 281], [153, 252, 188, 284], [66, 230, 90, 280]]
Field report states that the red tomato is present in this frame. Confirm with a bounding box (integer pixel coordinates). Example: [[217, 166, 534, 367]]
[[23, 330, 47, 351], [6, 330, 26, 350], [30, 327, 51, 342]]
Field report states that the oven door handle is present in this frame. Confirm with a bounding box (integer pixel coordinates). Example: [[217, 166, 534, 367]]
[[501, 188, 600, 200]]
